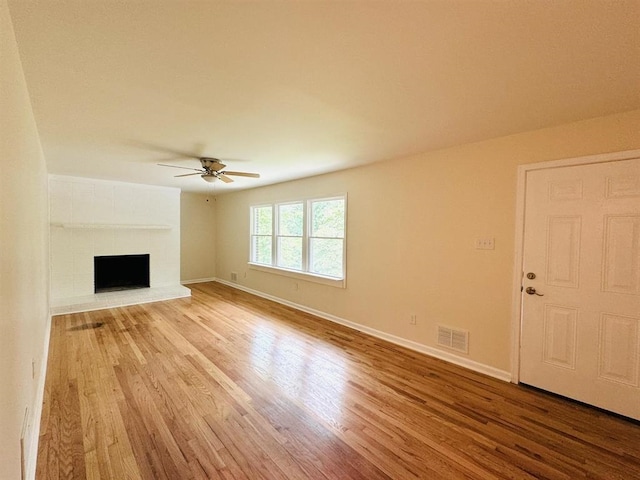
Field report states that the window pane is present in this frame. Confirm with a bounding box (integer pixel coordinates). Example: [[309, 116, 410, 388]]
[[311, 199, 345, 238], [310, 238, 343, 277], [252, 236, 272, 264], [278, 203, 303, 236], [277, 237, 302, 270], [253, 206, 272, 235]]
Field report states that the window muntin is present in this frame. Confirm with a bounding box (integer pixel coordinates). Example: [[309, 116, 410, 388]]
[[250, 196, 346, 281]]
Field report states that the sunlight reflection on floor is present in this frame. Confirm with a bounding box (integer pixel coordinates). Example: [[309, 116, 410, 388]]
[[250, 322, 348, 429]]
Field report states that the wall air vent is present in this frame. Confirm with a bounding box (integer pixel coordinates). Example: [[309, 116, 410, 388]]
[[437, 325, 469, 354]]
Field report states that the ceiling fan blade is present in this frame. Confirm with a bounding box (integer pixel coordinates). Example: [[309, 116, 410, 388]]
[[158, 163, 203, 172], [174, 172, 202, 178], [222, 171, 260, 178], [218, 174, 234, 183]]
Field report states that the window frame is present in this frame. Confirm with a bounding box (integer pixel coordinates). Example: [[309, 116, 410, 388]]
[[249, 194, 347, 288], [250, 203, 274, 266]]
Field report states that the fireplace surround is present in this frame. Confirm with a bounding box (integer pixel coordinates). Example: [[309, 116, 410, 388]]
[[49, 176, 190, 314]]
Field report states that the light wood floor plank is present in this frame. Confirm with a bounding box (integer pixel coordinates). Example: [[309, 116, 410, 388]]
[[37, 282, 640, 479]]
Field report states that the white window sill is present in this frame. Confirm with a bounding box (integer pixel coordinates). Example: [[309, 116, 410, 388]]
[[248, 263, 346, 288]]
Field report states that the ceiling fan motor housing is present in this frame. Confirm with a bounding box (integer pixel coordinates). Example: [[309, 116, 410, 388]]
[[200, 157, 225, 172]]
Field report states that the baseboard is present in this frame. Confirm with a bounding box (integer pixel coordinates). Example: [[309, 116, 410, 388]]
[[181, 277, 217, 285], [215, 279, 512, 383], [25, 313, 52, 480]]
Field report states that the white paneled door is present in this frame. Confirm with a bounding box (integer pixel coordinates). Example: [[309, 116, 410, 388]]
[[520, 157, 640, 420]]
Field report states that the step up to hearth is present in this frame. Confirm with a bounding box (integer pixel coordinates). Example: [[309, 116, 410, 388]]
[[50, 285, 191, 315]]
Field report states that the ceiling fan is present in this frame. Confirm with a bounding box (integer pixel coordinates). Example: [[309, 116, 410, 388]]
[[158, 157, 260, 183]]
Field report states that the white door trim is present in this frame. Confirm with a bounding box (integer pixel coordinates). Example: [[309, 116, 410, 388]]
[[510, 149, 640, 383]]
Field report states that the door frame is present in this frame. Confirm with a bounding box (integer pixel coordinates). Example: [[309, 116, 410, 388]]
[[510, 148, 640, 383]]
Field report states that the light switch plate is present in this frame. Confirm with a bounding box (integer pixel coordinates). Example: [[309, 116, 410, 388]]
[[475, 237, 495, 250]]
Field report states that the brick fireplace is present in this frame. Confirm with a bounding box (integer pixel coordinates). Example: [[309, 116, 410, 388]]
[[49, 175, 190, 314]]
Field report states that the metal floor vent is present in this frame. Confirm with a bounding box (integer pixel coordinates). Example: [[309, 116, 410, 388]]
[[437, 325, 469, 354]]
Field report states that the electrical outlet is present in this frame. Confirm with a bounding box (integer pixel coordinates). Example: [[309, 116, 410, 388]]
[[294, 282, 299, 291], [31, 359, 35, 379], [475, 237, 495, 250], [410, 314, 417, 325]]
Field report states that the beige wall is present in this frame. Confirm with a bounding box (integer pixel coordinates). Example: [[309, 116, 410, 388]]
[[215, 109, 640, 372], [1, 1, 50, 478], [181, 192, 216, 282]]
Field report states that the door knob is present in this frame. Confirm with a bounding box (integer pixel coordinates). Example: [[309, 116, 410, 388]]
[[525, 286, 544, 296]]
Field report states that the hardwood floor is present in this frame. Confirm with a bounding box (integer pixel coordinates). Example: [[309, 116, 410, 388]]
[[37, 282, 640, 479]]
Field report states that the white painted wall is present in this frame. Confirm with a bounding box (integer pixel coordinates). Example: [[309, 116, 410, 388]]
[[214, 109, 640, 376], [180, 192, 216, 283], [49, 176, 181, 300], [0, 1, 50, 478]]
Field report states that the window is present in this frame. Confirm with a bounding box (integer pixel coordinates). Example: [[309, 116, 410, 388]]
[[251, 205, 273, 265], [309, 198, 345, 278], [250, 196, 346, 283], [277, 202, 303, 270]]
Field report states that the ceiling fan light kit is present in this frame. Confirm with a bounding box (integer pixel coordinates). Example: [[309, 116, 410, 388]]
[[158, 156, 260, 184]]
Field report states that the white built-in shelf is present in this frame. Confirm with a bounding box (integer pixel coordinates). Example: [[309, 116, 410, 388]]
[[51, 223, 172, 230]]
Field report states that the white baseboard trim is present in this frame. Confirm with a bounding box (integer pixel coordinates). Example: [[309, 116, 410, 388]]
[[25, 313, 52, 480], [181, 277, 217, 285], [215, 279, 512, 383]]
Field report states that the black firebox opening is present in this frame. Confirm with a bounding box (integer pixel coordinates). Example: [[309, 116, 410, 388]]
[[94, 254, 150, 293]]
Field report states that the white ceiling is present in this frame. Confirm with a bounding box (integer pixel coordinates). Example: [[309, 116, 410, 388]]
[[8, 0, 640, 193]]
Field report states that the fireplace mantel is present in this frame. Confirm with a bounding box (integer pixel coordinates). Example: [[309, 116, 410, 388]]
[[51, 223, 172, 230]]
